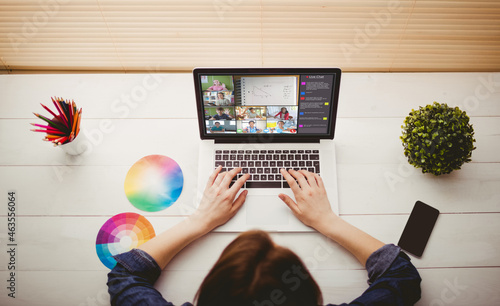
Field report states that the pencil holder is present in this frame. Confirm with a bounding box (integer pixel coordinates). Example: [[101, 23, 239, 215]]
[[58, 129, 88, 155]]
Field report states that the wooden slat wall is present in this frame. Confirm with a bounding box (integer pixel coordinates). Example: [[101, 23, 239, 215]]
[[1, 0, 499, 73]]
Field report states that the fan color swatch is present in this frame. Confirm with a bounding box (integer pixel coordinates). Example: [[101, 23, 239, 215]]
[[124, 155, 184, 212], [96, 213, 156, 269]]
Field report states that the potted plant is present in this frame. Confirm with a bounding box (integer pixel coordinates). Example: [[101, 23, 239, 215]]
[[400, 102, 476, 175]]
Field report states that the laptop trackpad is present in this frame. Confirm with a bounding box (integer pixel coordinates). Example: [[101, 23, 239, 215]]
[[246, 195, 290, 225]]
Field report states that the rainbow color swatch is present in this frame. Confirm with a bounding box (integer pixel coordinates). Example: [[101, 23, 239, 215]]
[[96, 212, 156, 269], [124, 155, 184, 212]]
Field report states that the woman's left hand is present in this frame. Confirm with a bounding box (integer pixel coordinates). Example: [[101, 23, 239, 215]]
[[190, 166, 250, 232]]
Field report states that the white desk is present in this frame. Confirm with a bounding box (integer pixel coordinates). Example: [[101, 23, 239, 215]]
[[0, 72, 499, 305]]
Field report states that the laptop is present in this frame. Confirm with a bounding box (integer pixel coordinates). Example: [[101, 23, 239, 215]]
[[194, 68, 341, 232]]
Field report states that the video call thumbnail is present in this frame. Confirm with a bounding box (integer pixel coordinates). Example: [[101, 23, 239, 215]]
[[203, 91, 234, 106], [237, 120, 267, 134], [206, 120, 236, 133], [201, 75, 234, 92], [266, 106, 297, 120], [235, 106, 266, 120], [266, 119, 297, 133], [205, 107, 235, 120]]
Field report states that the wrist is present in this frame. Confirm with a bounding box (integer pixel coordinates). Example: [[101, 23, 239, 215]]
[[186, 214, 213, 236], [314, 213, 342, 237]]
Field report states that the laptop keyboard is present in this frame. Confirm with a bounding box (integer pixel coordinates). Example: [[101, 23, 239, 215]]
[[214, 149, 320, 188]]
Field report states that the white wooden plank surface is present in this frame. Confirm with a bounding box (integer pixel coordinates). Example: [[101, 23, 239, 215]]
[[0, 73, 197, 119], [338, 73, 500, 118], [337, 163, 500, 214], [0, 72, 499, 305]]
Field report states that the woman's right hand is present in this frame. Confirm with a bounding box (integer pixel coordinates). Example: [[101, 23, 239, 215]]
[[280, 170, 387, 267], [278, 169, 339, 232]]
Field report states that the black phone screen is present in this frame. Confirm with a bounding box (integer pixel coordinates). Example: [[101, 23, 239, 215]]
[[398, 201, 439, 257]]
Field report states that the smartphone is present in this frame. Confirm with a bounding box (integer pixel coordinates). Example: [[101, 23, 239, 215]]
[[398, 201, 440, 257]]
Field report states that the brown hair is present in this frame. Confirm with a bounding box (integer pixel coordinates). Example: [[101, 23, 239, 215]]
[[195, 230, 322, 306]]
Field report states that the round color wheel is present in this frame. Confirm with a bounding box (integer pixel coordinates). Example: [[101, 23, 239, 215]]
[[95, 212, 156, 269], [124, 155, 184, 212]]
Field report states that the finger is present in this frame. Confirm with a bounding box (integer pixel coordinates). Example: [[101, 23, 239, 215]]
[[230, 189, 248, 215], [315, 173, 325, 190], [278, 193, 300, 215], [229, 173, 250, 193], [221, 167, 242, 187], [299, 170, 317, 188], [213, 171, 227, 186], [206, 166, 222, 188], [290, 169, 310, 189], [280, 168, 301, 193]]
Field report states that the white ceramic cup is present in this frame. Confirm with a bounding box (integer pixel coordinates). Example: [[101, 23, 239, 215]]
[[59, 131, 88, 155]]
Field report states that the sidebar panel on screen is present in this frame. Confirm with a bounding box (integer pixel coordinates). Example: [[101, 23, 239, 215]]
[[297, 74, 335, 134]]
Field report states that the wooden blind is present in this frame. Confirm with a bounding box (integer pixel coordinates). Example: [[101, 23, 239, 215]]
[[1, 0, 499, 73]]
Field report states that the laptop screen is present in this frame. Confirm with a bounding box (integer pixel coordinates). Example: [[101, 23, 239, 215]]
[[194, 68, 341, 142]]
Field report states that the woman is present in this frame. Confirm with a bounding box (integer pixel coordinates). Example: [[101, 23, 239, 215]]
[[108, 167, 421, 305], [274, 107, 290, 120]]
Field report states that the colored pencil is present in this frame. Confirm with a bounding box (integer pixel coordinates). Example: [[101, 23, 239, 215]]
[[30, 123, 61, 131], [40, 103, 59, 119], [64, 99, 73, 130], [71, 109, 78, 136], [31, 123, 60, 130], [76, 109, 82, 136], [31, 128, 66, 134], [68, 100, 73, 126], [59, 98, 70, 126], [33, 112, 68, 132], [45, 135, 61, 140], [51, 97, 69, 128], [54, 135, 69, 145]]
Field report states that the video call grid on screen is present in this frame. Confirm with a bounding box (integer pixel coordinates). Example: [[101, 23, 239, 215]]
[[199, 73, 336, 136]]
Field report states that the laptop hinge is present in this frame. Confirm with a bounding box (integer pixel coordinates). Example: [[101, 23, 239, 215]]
[[320, 139, 334, 144], [214, 138, 321, 144]]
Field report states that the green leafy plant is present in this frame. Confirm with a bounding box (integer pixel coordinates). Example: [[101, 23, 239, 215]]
[[401, 102, 476, 175]]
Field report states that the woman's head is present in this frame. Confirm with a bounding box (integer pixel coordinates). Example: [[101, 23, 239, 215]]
[[217, 92, 224, 99], [281, 107, 288, 113], [213, 80, 221, 86], [195, 230, 322, 306]]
